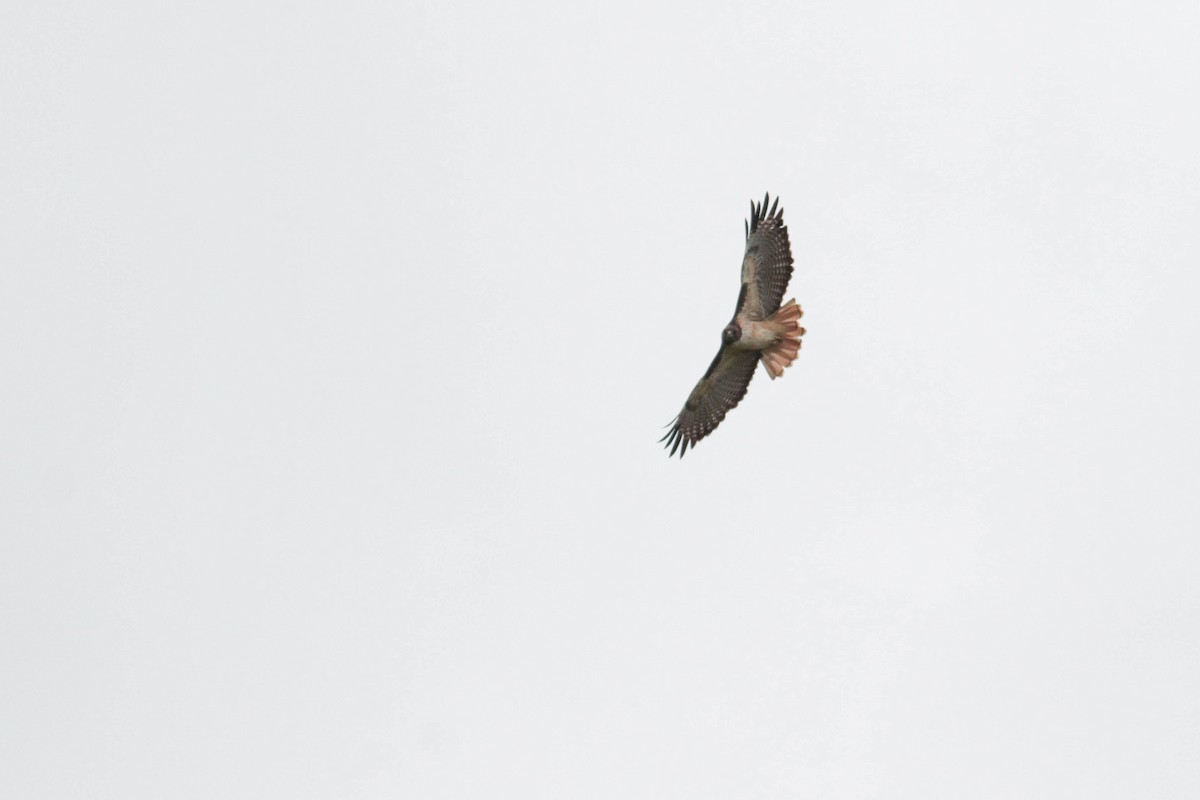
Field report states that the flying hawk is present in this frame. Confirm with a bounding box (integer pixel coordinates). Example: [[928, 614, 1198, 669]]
[[661, 193, 804, 457]]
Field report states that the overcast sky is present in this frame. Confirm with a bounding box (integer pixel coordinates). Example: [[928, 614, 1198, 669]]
[[3, 1, 1199, 798]]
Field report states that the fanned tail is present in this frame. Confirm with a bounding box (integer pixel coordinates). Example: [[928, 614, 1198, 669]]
[[760, 299, 805, 380]]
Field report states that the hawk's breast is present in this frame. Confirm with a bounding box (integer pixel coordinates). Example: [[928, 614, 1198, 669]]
[[732, 320, 778, 351]]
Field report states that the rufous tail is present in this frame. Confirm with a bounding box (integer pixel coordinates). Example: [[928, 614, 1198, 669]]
[[761, 299, 805, 380]]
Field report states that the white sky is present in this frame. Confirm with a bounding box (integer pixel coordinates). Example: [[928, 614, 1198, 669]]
[[3, 1, 1199, 797]]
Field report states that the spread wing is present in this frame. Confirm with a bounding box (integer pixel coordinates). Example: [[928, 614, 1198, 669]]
[[738, 193, 794, 320], [661, 346, 759, 457]]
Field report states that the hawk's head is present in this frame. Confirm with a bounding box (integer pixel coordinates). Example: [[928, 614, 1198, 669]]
[[722, 323, 742, 344]]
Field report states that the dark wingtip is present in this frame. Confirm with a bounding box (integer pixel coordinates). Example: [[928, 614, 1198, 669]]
[[661, 419, 678, 452], [750, 193, 780, 233], [661, 422, 694, 458]]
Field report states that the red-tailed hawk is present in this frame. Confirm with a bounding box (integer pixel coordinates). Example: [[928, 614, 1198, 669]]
[[661, 193, 805, 457]]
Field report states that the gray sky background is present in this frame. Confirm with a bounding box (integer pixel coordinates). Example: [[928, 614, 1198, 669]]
[[3, 1, 1199, 797]]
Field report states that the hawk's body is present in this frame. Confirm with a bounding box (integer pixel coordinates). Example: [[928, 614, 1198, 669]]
[[662, 193, 804, 457]]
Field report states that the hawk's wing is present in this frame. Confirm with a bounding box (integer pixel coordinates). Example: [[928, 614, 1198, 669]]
[[738, 193, 794, 320], [661, 346, 760, 457]]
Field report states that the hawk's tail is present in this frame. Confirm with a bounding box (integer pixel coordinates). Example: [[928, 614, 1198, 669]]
[[761, 299, 805, 380]]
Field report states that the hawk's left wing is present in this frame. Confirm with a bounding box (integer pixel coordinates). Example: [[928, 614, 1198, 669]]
[[738, 193, 794, 320], [661, 345, 760, 457]]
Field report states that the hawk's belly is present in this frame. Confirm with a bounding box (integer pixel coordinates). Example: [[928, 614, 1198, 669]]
[[733, 321, 778, 351]]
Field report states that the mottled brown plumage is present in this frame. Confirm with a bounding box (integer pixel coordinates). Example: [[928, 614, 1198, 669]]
[[662, 193, 804, 458]]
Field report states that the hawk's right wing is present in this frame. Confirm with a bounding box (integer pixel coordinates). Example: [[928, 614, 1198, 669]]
[[661, 345, 760, 457]]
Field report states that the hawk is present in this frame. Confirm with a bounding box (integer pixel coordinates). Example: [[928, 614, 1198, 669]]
[[661, 193, 805, 457]]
